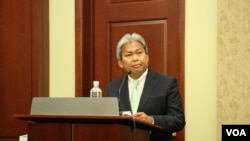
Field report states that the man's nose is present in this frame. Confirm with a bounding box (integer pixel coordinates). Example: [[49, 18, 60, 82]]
[[132, 54, 138, 60]]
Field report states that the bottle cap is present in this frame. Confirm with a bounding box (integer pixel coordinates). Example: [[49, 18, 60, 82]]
[[93, 81, 99, 86]]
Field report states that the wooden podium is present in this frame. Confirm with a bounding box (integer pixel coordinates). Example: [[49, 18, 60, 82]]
[[15, 114, 162, 141]]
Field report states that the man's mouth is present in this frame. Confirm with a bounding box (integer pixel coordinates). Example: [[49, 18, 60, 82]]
[[132, 64, 141, 68]]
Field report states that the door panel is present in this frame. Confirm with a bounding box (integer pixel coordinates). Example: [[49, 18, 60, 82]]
[[0, 1, 32, 139], [0, 0, 48, 140]]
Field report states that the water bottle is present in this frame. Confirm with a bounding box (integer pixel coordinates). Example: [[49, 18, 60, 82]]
[[90, 81, 102, 98]]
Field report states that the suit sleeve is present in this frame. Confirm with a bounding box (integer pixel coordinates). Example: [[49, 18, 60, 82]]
[[153, 78, 185, 133]]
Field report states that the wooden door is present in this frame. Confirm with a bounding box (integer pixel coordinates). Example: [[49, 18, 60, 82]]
[[0, 0, 48, 140], [94, 0, 182, 82], [75, 0, 184, 140]]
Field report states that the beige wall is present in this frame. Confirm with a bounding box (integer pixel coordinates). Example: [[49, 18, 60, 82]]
[[217, 0, 250, 140], [49, 0, 75, 97], [185, 1, 217, 141]]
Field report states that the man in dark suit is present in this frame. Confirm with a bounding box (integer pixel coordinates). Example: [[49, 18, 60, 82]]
[[105, 33, 185, 141]]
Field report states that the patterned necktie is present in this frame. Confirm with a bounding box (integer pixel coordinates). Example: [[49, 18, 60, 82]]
[[131, 80, 139, 114]]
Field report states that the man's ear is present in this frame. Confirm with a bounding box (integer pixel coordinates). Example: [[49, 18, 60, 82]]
[[118, 60, 124, 68]]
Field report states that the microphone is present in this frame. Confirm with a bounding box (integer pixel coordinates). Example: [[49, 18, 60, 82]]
[[118, 71, 131, 114]]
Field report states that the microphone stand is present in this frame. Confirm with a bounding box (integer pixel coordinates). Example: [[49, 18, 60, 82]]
[[118, 71, 131, 114]]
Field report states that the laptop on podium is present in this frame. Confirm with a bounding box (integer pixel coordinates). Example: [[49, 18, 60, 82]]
[[30, 97, 119, 116]]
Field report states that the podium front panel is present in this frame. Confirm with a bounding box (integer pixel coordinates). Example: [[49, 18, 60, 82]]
[[14, 115, 159, 141], [74, 123, 132, 141], [27, 122, 150, 141], [28, 123, 71, 141]]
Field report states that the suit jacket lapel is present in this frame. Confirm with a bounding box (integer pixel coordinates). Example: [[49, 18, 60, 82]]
[[138, 70, 157, 111], [120, 77, 132, 111]]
